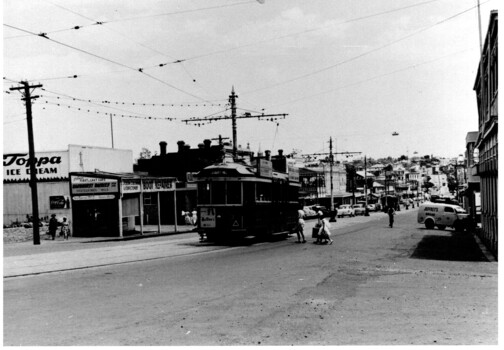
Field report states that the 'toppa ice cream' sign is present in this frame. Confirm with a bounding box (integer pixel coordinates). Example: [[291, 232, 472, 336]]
[[3, 152, 69, 182]]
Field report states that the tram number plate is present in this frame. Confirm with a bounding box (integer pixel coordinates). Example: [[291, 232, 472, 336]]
[[200, 207, 216, 228]]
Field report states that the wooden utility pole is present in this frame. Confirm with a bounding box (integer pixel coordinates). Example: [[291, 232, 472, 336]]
[[10, 81, 43, 245], [305, 143, 361, 221]]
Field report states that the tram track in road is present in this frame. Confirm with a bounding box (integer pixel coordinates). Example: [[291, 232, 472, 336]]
[[4, 210, 411, 279]]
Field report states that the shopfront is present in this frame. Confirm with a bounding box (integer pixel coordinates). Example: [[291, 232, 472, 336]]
[[69, 172, 177, 237]]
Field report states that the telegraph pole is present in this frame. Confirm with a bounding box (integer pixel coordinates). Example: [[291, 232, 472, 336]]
[[305, 143, 361, 221], [183, 87, 288, 159], [10, 81, 43, 245], [230, 87, 238, 157]]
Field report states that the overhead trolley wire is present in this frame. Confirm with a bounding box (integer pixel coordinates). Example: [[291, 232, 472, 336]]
[[4, 0, 256, 39], [241, 2, 487, 96], [267, 48, 475, 109], [3, 23, 208, 102]]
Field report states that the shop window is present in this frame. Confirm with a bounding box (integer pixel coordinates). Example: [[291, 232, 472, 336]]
[[227, 182, 241, 204]]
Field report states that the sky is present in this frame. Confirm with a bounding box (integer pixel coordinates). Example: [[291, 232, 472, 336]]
[[2, 0, 499, 162]]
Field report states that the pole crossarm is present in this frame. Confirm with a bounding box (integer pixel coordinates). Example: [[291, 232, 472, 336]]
[[304, 151, 362, 157], [182, 113, 288, 124]]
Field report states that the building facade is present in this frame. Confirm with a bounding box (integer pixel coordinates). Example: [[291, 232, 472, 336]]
[[473, 10, 498, 258], [3, 145, 133, 226]]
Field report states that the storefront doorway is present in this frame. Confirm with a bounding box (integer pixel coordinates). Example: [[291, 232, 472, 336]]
[[72, 198, 119, 237]]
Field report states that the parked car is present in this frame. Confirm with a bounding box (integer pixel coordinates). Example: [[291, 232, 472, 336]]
[[312, 205, 330, 217], [366, 204, 376, 212], [337, 204, 354, 217], [302, 206, 317, 218], [352, 203, 366, 216]]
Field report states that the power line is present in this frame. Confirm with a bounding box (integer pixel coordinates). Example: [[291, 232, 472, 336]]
[[241, 2, 486, 96], [41, 100, 178, 121], [3, 23, 208, 102], [267, 48, 474, 109], [4, 0, 256, 39]]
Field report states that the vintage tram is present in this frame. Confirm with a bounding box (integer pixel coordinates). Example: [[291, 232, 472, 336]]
[[195, 157, 300, 241]]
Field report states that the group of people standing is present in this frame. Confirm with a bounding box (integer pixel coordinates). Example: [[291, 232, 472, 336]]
[[295, 209, 333, 245], [48, 214, 70, 240]]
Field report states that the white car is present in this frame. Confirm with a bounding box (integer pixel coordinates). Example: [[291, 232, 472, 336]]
[[337, 205, 355, 217], [303, 206, 316, 218], [352, 204, 366, 216], [366, 204, 376, 212]]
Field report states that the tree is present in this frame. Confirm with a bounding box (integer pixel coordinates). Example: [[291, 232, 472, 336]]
[[139, 148, 152, 159]]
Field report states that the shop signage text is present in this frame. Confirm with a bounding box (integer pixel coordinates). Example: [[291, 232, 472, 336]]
[[288, 166, 299, 182], [122, 179, 142, 194], [4, 152, 68, 182], [71, 176, 118, 194], [142, 179, 174, 192], [257, 159, 272, 178]]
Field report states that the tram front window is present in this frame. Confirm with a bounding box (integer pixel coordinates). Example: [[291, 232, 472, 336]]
[[198, 183, 210, 204], [213, 182, 225, 204], [227, 182, 241, 204]]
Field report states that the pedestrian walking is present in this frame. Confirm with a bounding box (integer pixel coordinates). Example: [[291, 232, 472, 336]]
[[387, 206, 396, 228], [295, 209, 306, 243], [191, 210, 198, 226], [184, 211, 192, 225], [317, 217, 333, 245], [48, 214, 58, 240], [60, 217, 70, 240]]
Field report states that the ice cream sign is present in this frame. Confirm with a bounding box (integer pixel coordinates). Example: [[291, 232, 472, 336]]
[[3, 152, 69, 182]]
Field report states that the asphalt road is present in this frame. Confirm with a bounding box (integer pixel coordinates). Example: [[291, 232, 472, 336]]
[[3, 210, 498, 346]]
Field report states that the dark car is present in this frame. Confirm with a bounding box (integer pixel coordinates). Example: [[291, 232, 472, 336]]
[[430, 195, 460, 206]]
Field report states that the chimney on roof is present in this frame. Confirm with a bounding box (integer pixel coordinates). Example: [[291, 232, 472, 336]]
[[177, 140, 185, 152], [159, 141, 167, 156], [203, 139, 211, 149], [265, 150, 271, 161], [278, 149, 283, 157], [198, 143, 204, 149], [184, 145, 191, 151]]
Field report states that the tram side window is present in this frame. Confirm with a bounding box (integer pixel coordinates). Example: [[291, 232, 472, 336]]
[[227, 182, 241, 204], [257, 182, 272, 202], [198, 183, 211, 204], [212, 182, 226, 204], [289, 186, 299, 202], [243, 182, 255, 205]]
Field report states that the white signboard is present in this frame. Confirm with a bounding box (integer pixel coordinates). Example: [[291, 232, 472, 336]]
[[257, 159, 272, 178], [70, 175, 118, 194], [200, 207, 216, 228], [142, 178, 174, 192], [288, 165, 299, 182], [3, 151, 69, 182], [73, 195, 116, 200], [122, 179, 142, 194]]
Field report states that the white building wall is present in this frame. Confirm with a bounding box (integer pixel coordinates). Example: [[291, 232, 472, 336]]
[[68, 145, 132, 173], [4, 145, 134, 225]]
